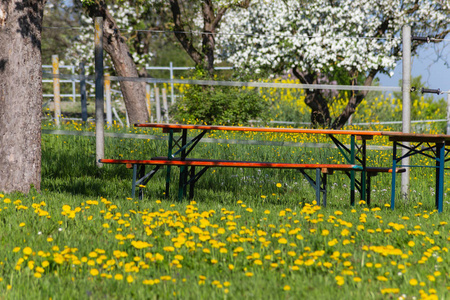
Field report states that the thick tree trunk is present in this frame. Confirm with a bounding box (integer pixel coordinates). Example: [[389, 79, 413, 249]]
[[293, 69, 332, 127], [331, 70, 378, 129], [84, 1, 149, 123], [0, 0, 45, 193]]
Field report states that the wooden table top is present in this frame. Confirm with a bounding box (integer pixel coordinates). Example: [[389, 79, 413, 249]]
[[135, 123, 393, 136], [382, 132, 450, 143]]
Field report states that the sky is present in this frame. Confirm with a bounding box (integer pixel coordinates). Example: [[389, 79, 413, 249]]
[[377, 42, 450, 100]]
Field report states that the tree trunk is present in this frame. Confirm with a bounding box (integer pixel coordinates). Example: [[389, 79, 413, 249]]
[[169, 0, 227, 76], [84, 1, 149, 123], [331, 70, 378, 129], [293, 69, 332, 127], [0, 0, 45, 193]]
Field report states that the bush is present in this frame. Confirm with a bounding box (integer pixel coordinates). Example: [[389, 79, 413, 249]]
[[171, 82, 268, 125]]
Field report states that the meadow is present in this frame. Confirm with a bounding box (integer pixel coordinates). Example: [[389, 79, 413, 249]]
[[1, 118, 449, 300], [2, 79, 449, 299]]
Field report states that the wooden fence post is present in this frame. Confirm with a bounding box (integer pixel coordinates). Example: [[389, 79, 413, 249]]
[[162, 88, 169, 123], [105, 73, 112, 128], [79, 62, 88, 122], [146, 84, 152, 122], [52, 55, 61, 126], [155, 86, 161, 123]]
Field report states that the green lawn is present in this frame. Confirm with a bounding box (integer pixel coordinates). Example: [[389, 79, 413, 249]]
[[0, 125, 448, 299]]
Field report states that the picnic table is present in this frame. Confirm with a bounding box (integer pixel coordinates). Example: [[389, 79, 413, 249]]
[[101, 123, 405, 206], [382, 132, 450, 213]]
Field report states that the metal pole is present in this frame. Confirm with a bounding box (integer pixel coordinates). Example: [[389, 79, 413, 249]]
[[95, 17, 105, 167], [105, 73, 112, 128], [52, 55, 61, 127], [80, 62, 88, 122], [162, 88, 169, 123], [447, 92, 450, 135], [401, 25, 411, 200], [170, 61, 175, 104]]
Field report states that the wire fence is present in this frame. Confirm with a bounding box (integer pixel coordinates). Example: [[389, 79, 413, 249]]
[[41, 61, 449, 129]]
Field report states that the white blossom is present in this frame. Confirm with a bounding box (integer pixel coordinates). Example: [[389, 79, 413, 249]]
[[217, 0, 449, 77]]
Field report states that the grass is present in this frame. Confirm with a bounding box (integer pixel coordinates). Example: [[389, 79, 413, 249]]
[[0, 123, 449, 299]]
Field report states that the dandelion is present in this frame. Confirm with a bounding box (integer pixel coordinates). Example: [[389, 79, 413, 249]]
[[114, 274, 123, 281], [409, 279, 418, 286], [278, 238, 288, 244], [23, 247, 32, 256], [90, 269, 99, 276]]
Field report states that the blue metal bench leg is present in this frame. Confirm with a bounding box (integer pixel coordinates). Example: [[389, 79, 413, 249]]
[[322, 171, 327, 207], [298, 169, 326, 207], [436, 142, 445, 213], [390, 142, 397, 210]]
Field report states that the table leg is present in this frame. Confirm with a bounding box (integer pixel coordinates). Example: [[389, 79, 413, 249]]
[[350, 135, 356, 206], [361, 139, 367, 202], [165, 129, 174, 199], [436, 142, 445, 213], [323, 172, 327, 208], [178, 129, 188, 201], [390, 142, 397, 210], [315, 168, 321, 206]]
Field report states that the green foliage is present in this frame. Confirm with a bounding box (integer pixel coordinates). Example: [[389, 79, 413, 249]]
[[171, 73, 268, 125]]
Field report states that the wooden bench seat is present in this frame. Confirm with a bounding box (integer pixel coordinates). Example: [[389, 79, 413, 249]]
[[100, 158, 362, 172], [100, 158, 403, 207]]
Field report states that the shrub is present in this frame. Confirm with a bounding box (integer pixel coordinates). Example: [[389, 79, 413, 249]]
[[171, 82, 268, 125]]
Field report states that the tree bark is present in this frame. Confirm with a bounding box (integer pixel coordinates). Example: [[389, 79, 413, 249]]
[[293, 68, 332, 127], [0, 0, 45, 193], [84, 1, 149, 123], [331, 69, 378, 129]]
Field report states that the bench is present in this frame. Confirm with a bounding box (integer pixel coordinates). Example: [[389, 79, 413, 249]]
[[100, 158, 406, 207], [100, 158, 365, 206]]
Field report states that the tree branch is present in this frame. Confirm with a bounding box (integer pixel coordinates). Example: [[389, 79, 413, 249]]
[[169, 0, 203, 65]]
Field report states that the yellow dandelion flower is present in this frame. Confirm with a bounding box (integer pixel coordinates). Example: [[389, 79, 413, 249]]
[[23, 247, 32, 256], [115, 274, 123, 281]]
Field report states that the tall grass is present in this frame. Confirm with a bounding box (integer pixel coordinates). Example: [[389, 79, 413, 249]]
[[0, 124, 448, 299]]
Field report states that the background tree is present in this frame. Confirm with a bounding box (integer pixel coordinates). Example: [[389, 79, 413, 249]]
[[0, 0, 45, 193], [41, 0, 82, 64], [168, 0, 250, 76], [81, 0, 149, 123], [218, 0, 450, 128]]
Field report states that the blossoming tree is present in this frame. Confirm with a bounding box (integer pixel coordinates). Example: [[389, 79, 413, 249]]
[[80, 0, 151, 123], [217, 0, 450, 128]]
